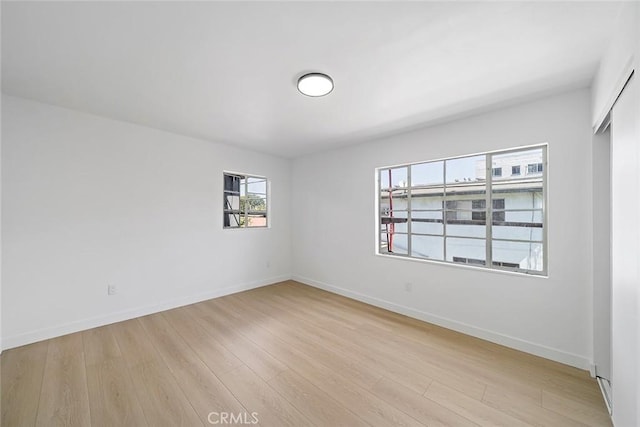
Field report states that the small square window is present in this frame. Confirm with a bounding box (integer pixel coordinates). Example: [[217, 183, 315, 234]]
[[492, 167, 502, 177], [512, 165, 521, 176], [223, 172, 268, 228], [471, 199, 505, 222]]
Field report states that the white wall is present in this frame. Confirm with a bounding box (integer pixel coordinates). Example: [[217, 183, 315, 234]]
[[591, 1, 638, 130], [292, 89, 595, 369], [1, 95, 291, 349]]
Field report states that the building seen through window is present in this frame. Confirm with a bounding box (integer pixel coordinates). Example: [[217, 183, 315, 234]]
[[223, 173, 268, 228], [378, 145, 546, 275]]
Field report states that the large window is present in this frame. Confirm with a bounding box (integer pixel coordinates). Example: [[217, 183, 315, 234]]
[[223, 172, 268, 228], [378, 145, 546, 275]]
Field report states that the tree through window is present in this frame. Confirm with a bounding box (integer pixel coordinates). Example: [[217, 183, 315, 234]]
[[223, 173, 268, 228]]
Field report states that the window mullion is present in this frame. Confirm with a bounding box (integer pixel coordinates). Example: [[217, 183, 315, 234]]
[[443, 161, 447, 262], [244, 179, 249, 227], [486, 153, 493, 268], [407, 166, 412, 257]]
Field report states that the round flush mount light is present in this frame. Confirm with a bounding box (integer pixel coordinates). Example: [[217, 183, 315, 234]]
[[297, 73, 334, 97]]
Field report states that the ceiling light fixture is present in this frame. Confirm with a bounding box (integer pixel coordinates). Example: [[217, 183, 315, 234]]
[[297, 73, 334, 97]]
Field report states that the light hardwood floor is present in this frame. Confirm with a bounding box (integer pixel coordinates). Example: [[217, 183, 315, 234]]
[[2, 280, 611, 426]]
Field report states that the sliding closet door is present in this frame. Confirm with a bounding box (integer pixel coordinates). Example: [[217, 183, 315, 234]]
[[610, 74, 639, 427], [592, 128, 611, 383]]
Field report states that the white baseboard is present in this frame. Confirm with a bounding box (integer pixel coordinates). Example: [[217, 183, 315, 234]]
[[292, 274, 591, 370], [2, 275, 290, 351]]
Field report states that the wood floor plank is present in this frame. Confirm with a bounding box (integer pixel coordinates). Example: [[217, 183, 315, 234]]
[[354, 324, 488, 400], [287, 281, 602, 403], [161, 307, 243, 376], [542, 389, 612, 427], [213, 301, 424, 426], [1, 280, 611, 427], [371, 376, 478, 427], [186, 304, 288, 382], [35, 335, 91, 427], [138, 313, 248, 423], [247, 287, 487, 399], [267, 368, 370, 427], [209, 296, 384, 390], [82, 325, 121, 367], [1, 341, 48, 427], [218, 364, 313, 427], [424, 381, 530, 427], [296, 358, 426, 427], [108, 319, 161, 368], [355, 314, 545, 401], [109, 317, 202, 426], [482, 385, 587, 427], [85, 357, 148, 427], [128, 360, 204, 427], [227, 291, 433, 394]]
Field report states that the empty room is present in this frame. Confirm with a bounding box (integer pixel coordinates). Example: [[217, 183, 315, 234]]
[[1, 1, 639, 426]]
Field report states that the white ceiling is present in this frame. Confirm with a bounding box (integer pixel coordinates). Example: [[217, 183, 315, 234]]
[[1, 1, 623, 157]]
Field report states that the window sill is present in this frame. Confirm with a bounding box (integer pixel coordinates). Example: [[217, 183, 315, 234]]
[[375, 252, 548, 279]]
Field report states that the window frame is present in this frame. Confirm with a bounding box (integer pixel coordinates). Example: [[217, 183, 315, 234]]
[[376, 144, 548, 276], [223, 171, 269, 229]]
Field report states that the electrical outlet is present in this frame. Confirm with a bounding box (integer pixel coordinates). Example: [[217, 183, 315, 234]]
[[404, 282, 413, 292], [108, 284, 117, 295]]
